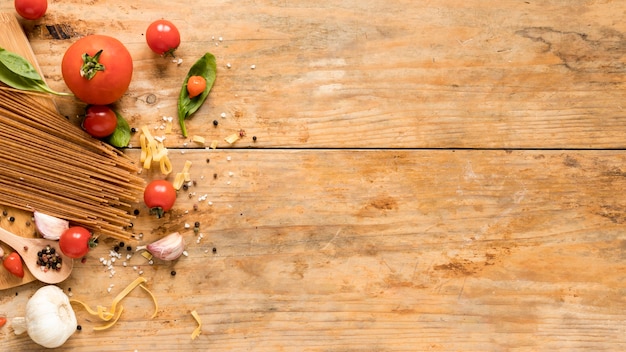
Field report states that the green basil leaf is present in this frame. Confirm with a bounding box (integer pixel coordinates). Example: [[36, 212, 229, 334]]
[[177, 52, 217, 137], [0, 60, 43, 90], [0, 47, 43, 80], [105, 110, 131, 148], [0, 47, 71, 96]]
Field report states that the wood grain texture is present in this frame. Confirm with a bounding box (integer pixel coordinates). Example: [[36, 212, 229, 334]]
[[2, 149, 626, 351], [0, 0, 625, 351], [2, 0, 625, 148]]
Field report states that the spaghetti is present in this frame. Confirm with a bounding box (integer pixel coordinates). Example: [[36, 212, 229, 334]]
[[0, 86, 144, 240]]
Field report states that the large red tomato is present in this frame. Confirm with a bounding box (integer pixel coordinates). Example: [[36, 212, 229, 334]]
[[61, 35, 133, 105]]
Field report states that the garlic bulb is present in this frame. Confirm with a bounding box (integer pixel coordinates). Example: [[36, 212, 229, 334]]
[[34, 211, 69, 240], [145, 232, 185, 261], [12, 285, 77, 348]]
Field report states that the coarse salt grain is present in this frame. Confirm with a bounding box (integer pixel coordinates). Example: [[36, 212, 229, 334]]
[[220, 112, 226, 118], [226, 156, 231, 161], [250, 64, 256, 69]]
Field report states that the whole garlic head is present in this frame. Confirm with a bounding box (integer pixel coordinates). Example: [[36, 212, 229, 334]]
[[12, 285, 77, 348]]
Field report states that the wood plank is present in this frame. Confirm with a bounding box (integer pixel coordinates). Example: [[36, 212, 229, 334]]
[[1, 1, 624, 149], [2, 149, 625, 350]]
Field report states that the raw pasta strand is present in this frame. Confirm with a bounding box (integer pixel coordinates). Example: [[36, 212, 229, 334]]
[[0, 86, 144, 240]]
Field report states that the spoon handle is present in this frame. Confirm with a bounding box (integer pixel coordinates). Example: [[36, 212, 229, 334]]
[[0, 227, 28, 251]]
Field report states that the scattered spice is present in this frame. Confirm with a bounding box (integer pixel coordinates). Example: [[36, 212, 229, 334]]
[[76, 325, 82, 331], [213, 120, 218, 126], [37, 245, 62, 271], [171, 270, 176, 276], [252, 136, 257, 142]]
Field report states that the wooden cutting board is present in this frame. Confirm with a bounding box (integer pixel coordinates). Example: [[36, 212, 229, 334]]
[[0, 13, 58, 289]]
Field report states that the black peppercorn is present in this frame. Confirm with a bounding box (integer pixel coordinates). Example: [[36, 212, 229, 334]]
[[213, 120, 218, 126], [194, 222, 200, 228], [252, 136, 257, 142], [212, 247, 217, 254], [9, 216, 15, 222], [127, 246, 132, 251], [171, 270, 176, 276], [133, 209, 140, 216], [77, 325, 82, 331]]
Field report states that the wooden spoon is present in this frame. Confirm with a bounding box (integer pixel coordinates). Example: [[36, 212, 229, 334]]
[[0, 227, 73, 284]]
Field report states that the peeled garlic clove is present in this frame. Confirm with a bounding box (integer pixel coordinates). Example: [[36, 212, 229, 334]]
[[146, 232, 185, 261], [34, 211, 69, 240]]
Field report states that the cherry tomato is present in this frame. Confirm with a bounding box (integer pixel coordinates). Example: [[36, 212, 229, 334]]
[[187, 76, 206, 98], [61, 35, 133, 105], [146, 19, 181, 56], [59, 226, 93, 259], [14, 0, 47, 20], [82, 105, 117, 138], [3, 252, 24, 278], [144, 179, 177, 218]]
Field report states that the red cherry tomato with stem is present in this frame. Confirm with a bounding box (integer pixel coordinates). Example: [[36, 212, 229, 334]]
[[14, 0, 47, 20], [144, 180, 177, 218], [59, 226, 94, 259], [82, 105, 117, 138], [146, 19, 181, 57], [3, 252, 24, 278], [61, 35, 133, 105]]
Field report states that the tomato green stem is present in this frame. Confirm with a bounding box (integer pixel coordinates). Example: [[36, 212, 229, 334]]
[[150, 207, 165, 219], [80, 50, 106, 80]]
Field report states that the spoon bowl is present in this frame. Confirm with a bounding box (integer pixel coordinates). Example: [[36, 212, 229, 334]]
[[0, 227, 73, 284]]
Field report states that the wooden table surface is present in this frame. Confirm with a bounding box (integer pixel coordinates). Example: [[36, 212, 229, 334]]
[[1, 1, 625, 351]]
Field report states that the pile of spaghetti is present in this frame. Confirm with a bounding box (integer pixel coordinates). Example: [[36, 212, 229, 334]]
[[0, 86, 144, 240]]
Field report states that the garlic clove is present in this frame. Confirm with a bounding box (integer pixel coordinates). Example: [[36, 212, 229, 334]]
[[34, 211, 69, 240], [146, 232, 185, 261]]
